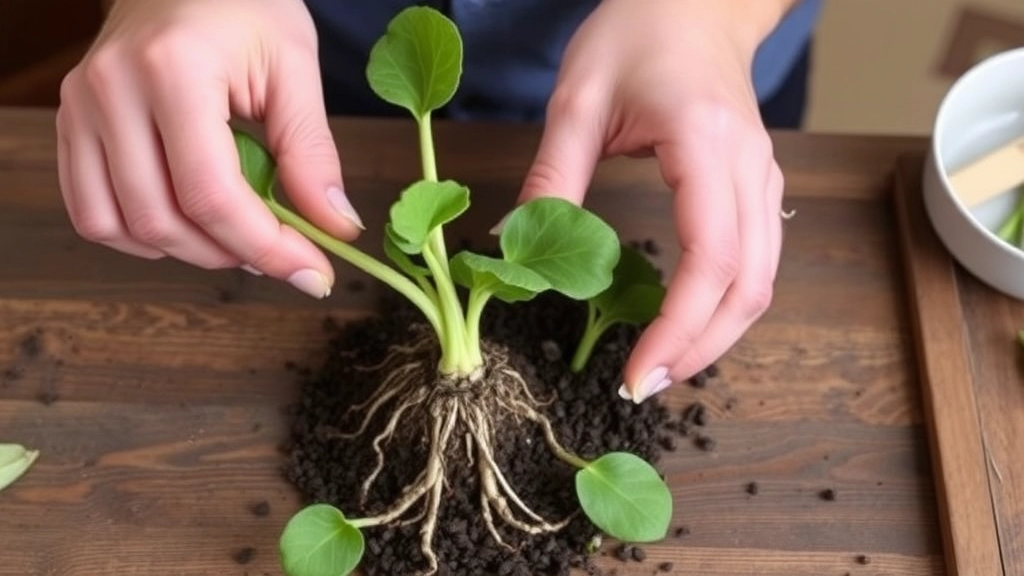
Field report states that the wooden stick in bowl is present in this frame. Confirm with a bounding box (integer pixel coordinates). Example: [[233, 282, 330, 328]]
[[948, 134, 1024, 207]]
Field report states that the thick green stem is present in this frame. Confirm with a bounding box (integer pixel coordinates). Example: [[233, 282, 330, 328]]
[[267, 201, 441, 335], [997, 188, 1024, 245], [422, 246, 474, 374], [463, 288, 490, 367], [414, 111, 475, 376], [570, 303, 609, 373]]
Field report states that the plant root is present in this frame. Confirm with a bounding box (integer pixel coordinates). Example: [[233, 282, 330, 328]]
[[326, 329, 582, 575]]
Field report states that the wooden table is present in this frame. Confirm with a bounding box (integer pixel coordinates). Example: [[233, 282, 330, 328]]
[[0, 106, 945, 575]]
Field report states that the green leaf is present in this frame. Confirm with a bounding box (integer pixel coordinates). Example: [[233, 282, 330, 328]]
[[233, 128, 277, 201], [0, 444, 39, 491], [450, 251, 550, 303], [500, 198, 620, 300], [591, 245, 665, 325], [389, 180, 470, 254], [280, 504, 364, 576], [575, 452, 672, 543], [384, 226, 431, 280], [366, 6, 463, 118]]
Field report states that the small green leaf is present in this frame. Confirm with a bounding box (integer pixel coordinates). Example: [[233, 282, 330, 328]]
[[576, 452, 672, 543], [450, 251, 550, 303], [280, 504, 364, 576], [233, 128, 277, 201], [0, 444, 39, 491], [592, 245, 665, 325], [501, 198, 620, 300], [366, 6, 463, 118], [389, 180, 470, 254], [384, 226, 431, 280]]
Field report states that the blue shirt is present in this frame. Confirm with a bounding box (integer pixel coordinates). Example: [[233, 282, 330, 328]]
[[304, 0, 823, 121]]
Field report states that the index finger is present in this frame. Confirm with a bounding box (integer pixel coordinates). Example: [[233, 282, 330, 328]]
[[621, 137, 738, 400]]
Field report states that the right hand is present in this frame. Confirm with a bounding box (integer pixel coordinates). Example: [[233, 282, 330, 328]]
[[56, 0, 365, 298]]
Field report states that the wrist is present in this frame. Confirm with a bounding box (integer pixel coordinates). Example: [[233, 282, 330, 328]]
[[685, 0, 799, 60]]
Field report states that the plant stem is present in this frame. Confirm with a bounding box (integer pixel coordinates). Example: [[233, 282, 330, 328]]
[[266, 201, 441, 335], [463, 288, 490, 367], [570, 303, 608, 373], [997, 188, 1024, 245], [415, 111, 475, 376]]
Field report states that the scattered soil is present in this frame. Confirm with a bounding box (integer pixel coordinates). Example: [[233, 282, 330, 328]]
[[745, 481, 759, 496], [673, 526, 690, 538], [855, 554, 871, 565], [284, 290, 673, 576], [819, 488, 837, 502], [18, 332, 41, 358], [657, 562, 674, 572], [249, 500, 270, 517], [232, 546, 256, 564]]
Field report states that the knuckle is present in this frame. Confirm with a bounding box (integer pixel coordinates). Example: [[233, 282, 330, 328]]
[[741, 280, 774, 319], [82, 47, 123, 96], [72, 213, 121, 244], [125, 210, 175, 246], [177, 180, 233, 226], [138, 32, 200, 81], [685, 240, 740, 286], [546, 85, 602, 124]]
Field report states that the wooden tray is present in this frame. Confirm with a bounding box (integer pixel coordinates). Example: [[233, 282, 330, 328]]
[[0, 109, 945, 575], [893, 154, 1024, 576]]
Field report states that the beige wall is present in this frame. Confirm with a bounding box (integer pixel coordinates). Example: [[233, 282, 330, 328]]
[[805, 0, 1024, 136]]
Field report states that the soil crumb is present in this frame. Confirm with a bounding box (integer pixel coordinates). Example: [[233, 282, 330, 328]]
[[232, 547, 255, 564], [249, 501, 271, 517]]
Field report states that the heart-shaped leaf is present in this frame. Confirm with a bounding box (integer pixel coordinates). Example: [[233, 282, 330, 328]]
[[500, 198, 619, 300], [0, 444, 39, 491], [233, 128, 277, 201], [279, 504, 364, 576], [366, 6, 463, 118], [576, 452, 672, 543], [591, 245, 665, 325], [450, 251, 550, 303], [389, 180, 470, 254]]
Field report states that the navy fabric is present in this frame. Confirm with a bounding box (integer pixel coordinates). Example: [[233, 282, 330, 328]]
[[304, 0, 822, 123]]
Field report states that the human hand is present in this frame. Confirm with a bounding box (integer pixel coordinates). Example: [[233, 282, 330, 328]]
[[518, 0, 792, 402], [56, 0, 364, 298]]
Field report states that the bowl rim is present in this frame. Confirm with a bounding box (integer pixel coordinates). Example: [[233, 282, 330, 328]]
[[929, 45, 1024, 262]]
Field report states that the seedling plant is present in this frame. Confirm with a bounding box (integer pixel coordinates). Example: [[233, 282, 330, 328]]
[[234, 7, 673, 575]]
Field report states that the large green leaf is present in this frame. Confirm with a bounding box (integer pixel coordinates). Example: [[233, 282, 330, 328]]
[[389, 180, 469, 254], [232, 128, 277, 201], [450, 251, 549, 303], [366, 6, 463, 117], [500, 198, 620, 301], [575, 452, 672, 543], [0, 444, 39, 491], [279, 504, 364, 576], [591, 245, 665, 325]]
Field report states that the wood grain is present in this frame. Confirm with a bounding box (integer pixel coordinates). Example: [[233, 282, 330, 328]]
[[892, 155, 1003, 576], [894, 153, 1024, 576], [0, 107, 944, 575]]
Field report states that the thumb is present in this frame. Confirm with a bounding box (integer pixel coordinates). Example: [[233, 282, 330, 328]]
[[264, 53, 364, 242], [513, 95, 604, 223]]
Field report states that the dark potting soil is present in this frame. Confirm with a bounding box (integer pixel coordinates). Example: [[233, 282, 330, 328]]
[[283, 289, 677, 576]]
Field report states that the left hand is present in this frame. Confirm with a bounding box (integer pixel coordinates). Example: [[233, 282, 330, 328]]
[[516, 0, 791, 402]]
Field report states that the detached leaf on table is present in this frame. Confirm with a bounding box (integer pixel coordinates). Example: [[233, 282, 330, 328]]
[[0, 444, 40, 491]]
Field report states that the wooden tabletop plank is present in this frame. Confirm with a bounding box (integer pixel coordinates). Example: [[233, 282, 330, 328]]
[[0, 107, 944, 576]]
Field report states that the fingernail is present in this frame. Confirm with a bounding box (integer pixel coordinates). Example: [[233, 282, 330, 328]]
[[631, 365, 673, 404], [241, 264, 263, 276], [327, 186, 365, 230], [489, 212, 510, 236], [617, 384, 632, 400], [288, 269, 332, 299]]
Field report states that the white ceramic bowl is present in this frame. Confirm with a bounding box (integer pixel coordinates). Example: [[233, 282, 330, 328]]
[[923, 46, 1024, 300]]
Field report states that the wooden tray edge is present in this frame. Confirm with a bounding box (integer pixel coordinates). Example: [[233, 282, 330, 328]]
[[890, 154, 1003, 576]]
